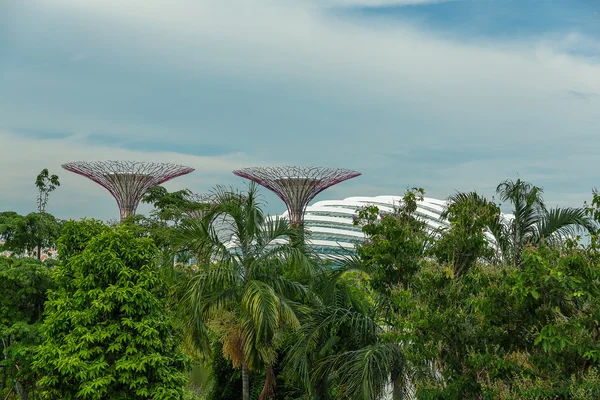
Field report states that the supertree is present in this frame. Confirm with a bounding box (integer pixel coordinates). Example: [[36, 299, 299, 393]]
[[62, 161, 194, 221], [232, 166, 361, 227]]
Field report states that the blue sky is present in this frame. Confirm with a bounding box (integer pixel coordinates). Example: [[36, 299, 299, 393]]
[[350, 0, 600, 44], [1, 0, 599, 219]]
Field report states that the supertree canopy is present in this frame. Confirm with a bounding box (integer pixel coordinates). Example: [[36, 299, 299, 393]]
[[62, 161, 194, 220], [233, 166, 361, 227]]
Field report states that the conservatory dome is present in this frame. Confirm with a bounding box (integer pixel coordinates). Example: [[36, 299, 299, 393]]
[[273, 195, 453, 259]]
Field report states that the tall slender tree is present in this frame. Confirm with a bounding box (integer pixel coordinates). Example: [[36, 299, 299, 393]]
[[35, 169, 60, 214]]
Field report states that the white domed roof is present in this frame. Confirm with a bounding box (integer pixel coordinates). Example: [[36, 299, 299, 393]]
[[266, 195, 450, 259], [272, 195, 508, 260]]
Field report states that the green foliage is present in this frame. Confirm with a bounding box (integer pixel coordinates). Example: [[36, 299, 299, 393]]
[[345, 184, 600, 399], [281, 188, 430, 400], [0, 211, 21, 245], [354, 188, 430, 296], [451, 179, 595, 267], [34, 221, 188, 399], [498, 177, 595, 264], [382, 244, 600, 399], [282, 255, 401, 400], [0, 257, 53, 399], [118, 215, 195, 271], [142, 186, 192, 222], [127, 186, 212, 268], [141, 186, 212, 224], [284, 303, 403, 399], [56, 218, 109, 261], [4, 176, 599, 400], [584, 188, 600, 232], [205, 348, 263, 400], [0, 212, 62, 259], [432, 192, 500, 277], [207, 341, 243, 400]]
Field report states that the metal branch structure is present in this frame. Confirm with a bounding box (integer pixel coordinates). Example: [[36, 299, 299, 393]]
[[233, 166, 361, 227], [62, 161, 195, 220], [185, 193, 215, 219]]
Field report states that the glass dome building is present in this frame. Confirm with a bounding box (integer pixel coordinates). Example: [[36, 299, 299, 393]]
[[270, 195, 453, 259]]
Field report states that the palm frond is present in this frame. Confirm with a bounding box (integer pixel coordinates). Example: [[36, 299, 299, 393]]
[[180, 259, 243, 321], [314, 342, 404, 400], [205, 182, 264, 255], [314, 254, 372, 309], [284, 307, 382, 396], [497, 180, 545, 257], [496, 179, 545, 209], [286, 307, 382, 368], [443, 191, 490, 219], [174, 182, 320, 398], [256, 245, 321, 285], [534, 206, 596, 245], [243, 280, 280, 344], [276, 294, 303, 331], [175, 216, 233, 267], [259, 276, 310, 303], [174, 273, 213, 356]]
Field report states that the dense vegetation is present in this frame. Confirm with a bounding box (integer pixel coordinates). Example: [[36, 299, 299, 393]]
[[2, 171, 600, 399]]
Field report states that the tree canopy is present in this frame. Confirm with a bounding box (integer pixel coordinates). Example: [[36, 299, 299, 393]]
[[33, 220, 188, 399], [0, 257, 53, 400], [0, 212, 62, 260]]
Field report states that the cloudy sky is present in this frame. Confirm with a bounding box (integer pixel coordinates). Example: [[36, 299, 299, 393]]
[[1, 0, 599, 220]]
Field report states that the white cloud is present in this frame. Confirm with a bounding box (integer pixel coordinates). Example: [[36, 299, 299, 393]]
[[2, 0, 600, 218], [37, 0, 599, 113]]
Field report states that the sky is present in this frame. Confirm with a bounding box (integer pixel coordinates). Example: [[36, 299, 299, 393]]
[[1, 0, 599, 220]]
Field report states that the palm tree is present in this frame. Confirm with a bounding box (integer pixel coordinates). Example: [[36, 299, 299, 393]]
[[447, 179, 596, 266], [175, 183, 315, 400], [284, 257, 407, 400]]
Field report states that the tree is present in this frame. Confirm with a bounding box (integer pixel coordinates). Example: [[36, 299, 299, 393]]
[[141, 186, 193, 223], [35, 169, 60, 214], [401, 243, 600, 399], [284, 258, 405, 400], [432, 191, 501, 277], [448, 179, 596, 266], [354, 188, 431, 302], [0, 212, 62, 260], [0, 211, 22, 248], [0, 257, 53, 400], [33, 220, 188, 399], [175, 183, 314, 400]]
